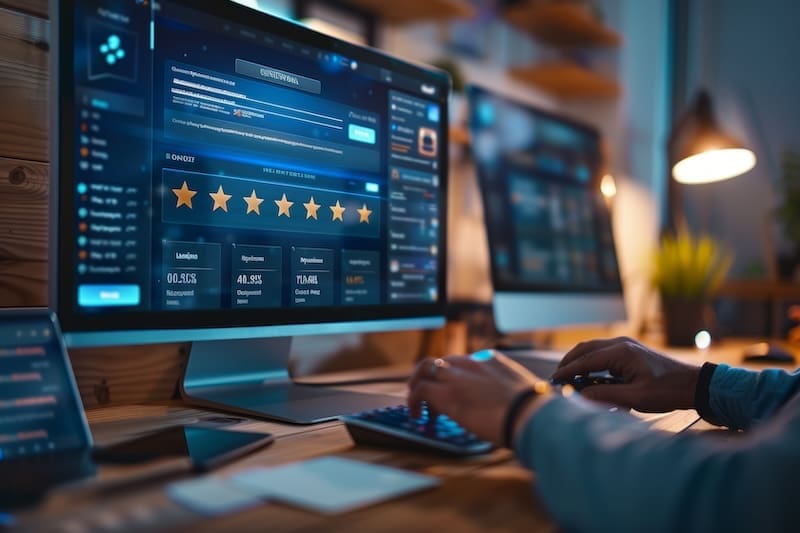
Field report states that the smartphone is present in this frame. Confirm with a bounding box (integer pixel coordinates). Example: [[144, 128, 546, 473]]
[[92, 426, 273, 472]]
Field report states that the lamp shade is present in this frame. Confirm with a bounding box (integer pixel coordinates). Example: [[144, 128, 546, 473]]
[[670, 90, 756, 184]]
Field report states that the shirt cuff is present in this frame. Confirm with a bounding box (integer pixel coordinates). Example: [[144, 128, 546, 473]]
[[694, 362, 720, 425]]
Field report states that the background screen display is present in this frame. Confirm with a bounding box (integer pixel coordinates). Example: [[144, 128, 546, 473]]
[[468, 85, 621, 293]]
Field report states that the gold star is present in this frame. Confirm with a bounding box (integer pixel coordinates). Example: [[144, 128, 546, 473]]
[[172, 181, 197, 209], [243, 189, 264, 215], [274, 193, 294, 217], [303, 196, 321, 220], [357, 203, 372, 224], [330, 200, 346, 222], [209, 185, 232, 212]]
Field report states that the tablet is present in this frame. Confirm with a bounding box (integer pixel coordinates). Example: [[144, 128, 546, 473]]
[[0, 308, 94, 504]]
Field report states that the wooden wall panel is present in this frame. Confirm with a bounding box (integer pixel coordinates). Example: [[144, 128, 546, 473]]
[[69, 343, 189, 408], [0, 9, 49, 162], [0, 157, 48, 305], [0, 1, 49, 20]]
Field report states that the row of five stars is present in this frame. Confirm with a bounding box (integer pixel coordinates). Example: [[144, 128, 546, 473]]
[[172, 181, 372, 223]]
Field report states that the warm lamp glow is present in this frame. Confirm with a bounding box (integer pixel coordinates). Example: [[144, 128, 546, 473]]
[[600, 174, 617, 198], [669, 90, 756, 186], [672, 148, 756, 184], [301, 18, 366, 45]]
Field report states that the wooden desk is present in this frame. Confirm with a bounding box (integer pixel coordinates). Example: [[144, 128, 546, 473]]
[[14, 383, 559, 533], [14, 338, 780, 533]]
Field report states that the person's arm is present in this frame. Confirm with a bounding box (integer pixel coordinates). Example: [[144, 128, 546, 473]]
[[516, 393, 800, 533], [406, 345, 800, 532], [553, 337, 800, 428], [700, 363, 800, 430]]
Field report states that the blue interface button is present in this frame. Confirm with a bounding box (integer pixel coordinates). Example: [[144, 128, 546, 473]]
[[365, 182, 380, 193], [78, 284, 141, 307], [427, 104, 440, 123], [348, 124, 376, 145]]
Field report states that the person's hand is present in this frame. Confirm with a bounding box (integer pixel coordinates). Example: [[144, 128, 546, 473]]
[[552, 337, 701, 412], [407, 351, 550, 446]]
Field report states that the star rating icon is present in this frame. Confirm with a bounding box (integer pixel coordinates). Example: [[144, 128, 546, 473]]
[[275, 193, 294, 218], [330, 200, 346, 222], [209, 185, 232, 212], [243, 189, 264, 215], [357, 203, 372, 224], [304, 196, 321, 220], [170, 181, 375, 229], [172, 181, 197, 209]]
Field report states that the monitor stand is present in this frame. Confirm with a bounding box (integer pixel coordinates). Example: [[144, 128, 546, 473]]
[[180, 337, 401, 424]]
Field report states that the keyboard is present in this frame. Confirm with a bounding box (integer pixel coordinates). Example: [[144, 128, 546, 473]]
[[342, 405, 493, 456]]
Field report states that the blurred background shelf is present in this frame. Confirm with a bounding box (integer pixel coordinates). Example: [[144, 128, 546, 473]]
[[341, 0, 475, 24], [717, 279, 800, 339], [508, 61, 620, 99], [504, 1, 621, 48]]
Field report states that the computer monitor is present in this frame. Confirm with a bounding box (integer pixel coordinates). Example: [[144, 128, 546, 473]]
[[466, 85, 625, 332], [50, 0, 448, 423]]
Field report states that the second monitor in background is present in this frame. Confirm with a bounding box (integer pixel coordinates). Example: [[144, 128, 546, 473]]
[[467, 86, 625, 333]]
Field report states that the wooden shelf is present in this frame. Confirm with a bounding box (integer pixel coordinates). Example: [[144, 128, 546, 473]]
[[504, 2, 621, 48], [718, 279, 800, 300], [509, 62, 620, 100], [342, 0, 475, 24]]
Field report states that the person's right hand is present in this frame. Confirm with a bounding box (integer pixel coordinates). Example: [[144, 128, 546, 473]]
[[552, 337, 701, 412]]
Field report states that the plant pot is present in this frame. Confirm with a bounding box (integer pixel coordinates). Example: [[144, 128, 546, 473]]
[[661, 298, 716, 347]]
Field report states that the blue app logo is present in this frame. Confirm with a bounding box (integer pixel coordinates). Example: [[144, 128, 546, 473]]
[[99, 34, 126, 65], [88, 21, 138, 82], [427, 104, 440, 123]]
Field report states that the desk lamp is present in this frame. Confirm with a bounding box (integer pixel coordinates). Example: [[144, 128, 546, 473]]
[[670, 89, 756, 184]]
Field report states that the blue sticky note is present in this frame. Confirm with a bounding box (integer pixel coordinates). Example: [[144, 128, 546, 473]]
[[167, 477, 263, 516], [231, 456, 439, 514]]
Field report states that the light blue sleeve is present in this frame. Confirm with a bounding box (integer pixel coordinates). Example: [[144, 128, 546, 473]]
[[707, 364, 800, 430], [516, 392, 800, 533]]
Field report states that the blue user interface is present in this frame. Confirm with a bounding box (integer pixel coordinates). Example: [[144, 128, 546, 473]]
[[68, 1, 444, 315], [0, 318, 87, 461]]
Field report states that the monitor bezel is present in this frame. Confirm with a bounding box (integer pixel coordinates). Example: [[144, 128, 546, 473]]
[[466, 84, 623, 296], [51, 0, 449, 342]]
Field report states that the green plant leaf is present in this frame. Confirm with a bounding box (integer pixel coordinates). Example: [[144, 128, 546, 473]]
[[652, 228, 733, 300]]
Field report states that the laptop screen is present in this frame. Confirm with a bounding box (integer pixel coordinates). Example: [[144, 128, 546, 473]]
[[0, 311, 91, 461]]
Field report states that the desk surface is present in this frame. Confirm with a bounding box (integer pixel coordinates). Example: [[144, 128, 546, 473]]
[[11, 339, 798, 532]]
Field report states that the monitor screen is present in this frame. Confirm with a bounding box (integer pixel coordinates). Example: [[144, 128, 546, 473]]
[[467, 85, 621, 295], [52, 0, 448, 342], [466, 86, 625, 331]]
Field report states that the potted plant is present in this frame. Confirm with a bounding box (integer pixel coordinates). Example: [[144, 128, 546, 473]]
[[652, 229, 733, 346], [776, 150, 800, 280]]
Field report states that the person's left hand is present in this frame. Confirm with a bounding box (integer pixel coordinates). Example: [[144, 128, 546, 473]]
[[407, 351, 546, 446]]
